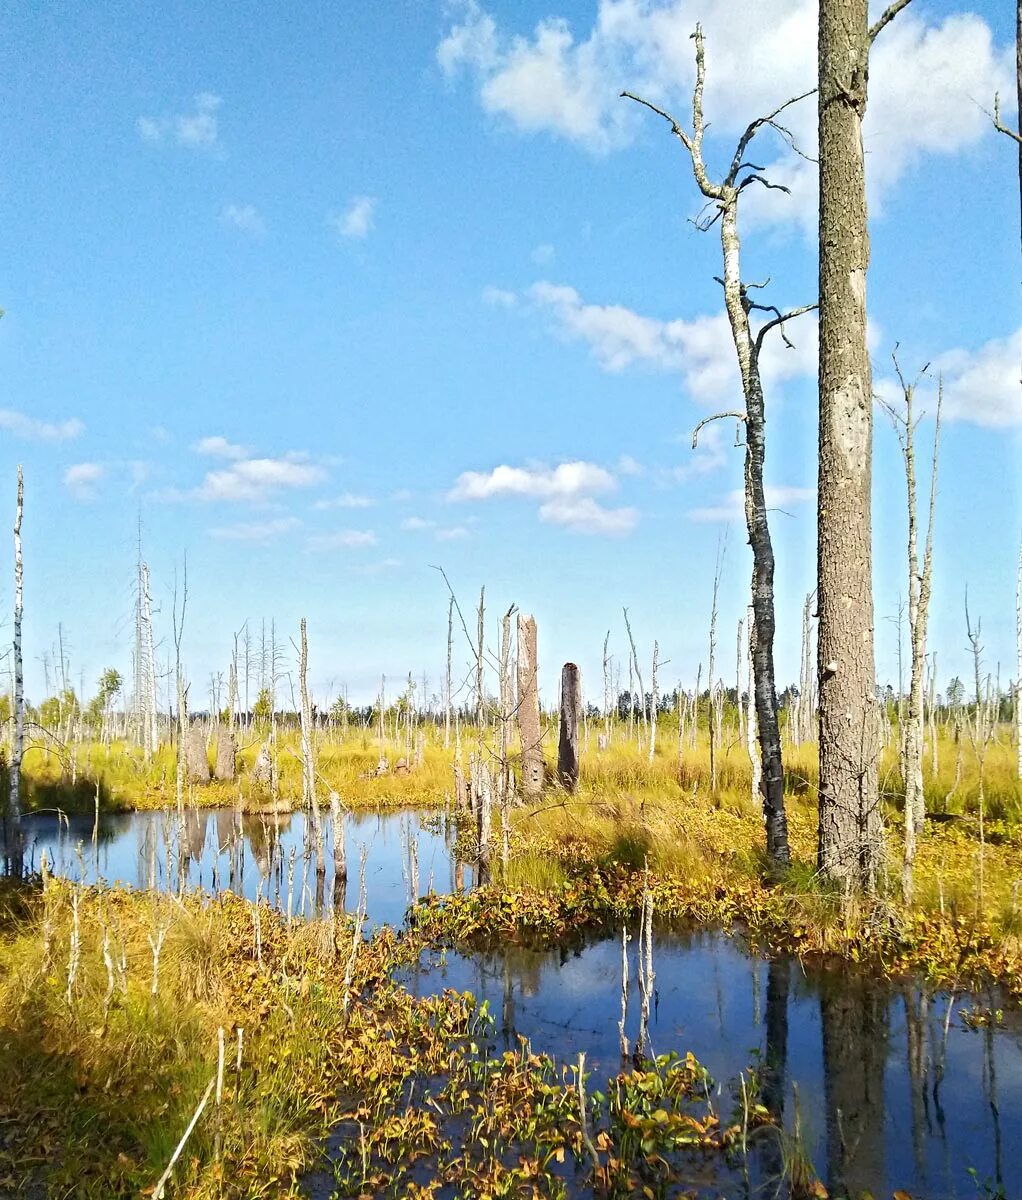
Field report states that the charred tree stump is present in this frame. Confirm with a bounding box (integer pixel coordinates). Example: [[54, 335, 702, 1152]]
[[558, 663, 581, 793]]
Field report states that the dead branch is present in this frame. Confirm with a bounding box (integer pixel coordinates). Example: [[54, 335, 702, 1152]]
[[691, 411, 746, 448], [868, 0, 915, 45]]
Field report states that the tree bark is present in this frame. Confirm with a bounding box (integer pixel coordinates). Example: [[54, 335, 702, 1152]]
[[299, 618, 325, 876], [213, 728, 237, 782], [182, 724, 211, 784], [817, 0, 884, 889], [517, 614, 543, 798], [558, 662, 581, 793]]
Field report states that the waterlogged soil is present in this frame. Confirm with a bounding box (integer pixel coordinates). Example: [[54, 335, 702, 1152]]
[[6, 807, 466, 928], [395, 933, 1022, 1200], [8, 807, 1021, 1199]]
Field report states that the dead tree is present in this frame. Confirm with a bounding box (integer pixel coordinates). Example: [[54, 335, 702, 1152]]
[[558, 663, 581, 793], [992, 0, 1022, 256], [183, 724, 210, 784], [817, 0, 914, 891], [880, 358, 942, 902], [7, 466, 24, 872], [517, 614, 543, 798], [299, 618, 325, 876], [624, 31, 812, 868], [1017, 539, 1022, 781]]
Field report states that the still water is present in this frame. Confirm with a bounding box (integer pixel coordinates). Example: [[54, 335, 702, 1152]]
[[8, 806, 463, 928], [6, 807, 1019, 1198]]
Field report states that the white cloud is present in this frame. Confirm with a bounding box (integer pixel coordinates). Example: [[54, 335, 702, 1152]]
[[137, 92, 222, 149], [874, 328, 1022, 430], [449, 458, 635, 535], [306, 529, 378, 551], [617, 454, 644, 476], [482, 285, 518, 308], [221, 203, 265, 235], [539, 495, 638, 534], [314, 492, 375, 510], [689, 483, 814, 523], [332, 196, 377, 240], [439, 2, 1011, 227], [661, 423, 732, 483], [0, 409, 84, 441], [193, 435, 249, 460], [194, 455, 326, 502], [934, 328, 1022, 429], [528, 281, 816, 404], [208, 517, 301, 542], [449, 459, 615, 501], [435, 525, 471, 541], [63, 462, 104, 500], [353, 557, 402, 576], [401, 516, 437, 530]]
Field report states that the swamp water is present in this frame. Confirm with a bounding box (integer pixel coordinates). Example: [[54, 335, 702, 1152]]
[[6, 807, 1021, 1199]]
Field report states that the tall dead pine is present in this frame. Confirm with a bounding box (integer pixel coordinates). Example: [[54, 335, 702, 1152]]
[[816, 0, 912, 890], [558, 663, 581, 793], [517, 614, 543, 798]]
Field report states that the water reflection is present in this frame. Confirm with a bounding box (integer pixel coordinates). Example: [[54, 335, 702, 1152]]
[[3, 806, 474, 929], [400, 933, 1022, 1200]]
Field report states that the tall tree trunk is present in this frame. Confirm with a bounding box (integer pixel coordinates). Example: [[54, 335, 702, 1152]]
[[516, 614, 543, 798], [817, 0, 883, 890], [299, 618, 325, 876], [558, 663, 581, 793], [7, 466, 24, 874]]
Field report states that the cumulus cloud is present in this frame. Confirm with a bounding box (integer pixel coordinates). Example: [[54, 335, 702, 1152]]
[[0, 409, 84, 441], [449, 459, 615, 501], [306, 530, 378, 551], [193, 435, 249, 460], [331, 196, 377, 240], [873, 328, 1022, 429], [539, 496, 637, 534], [208, 517, 300, 542], [401, 516, 437, 530], [527, 281, 816, 404], [221, 203, 265, 235], [138, 92, 222, 149], [439, 1, 1011, 227], [435, 525, 471, 541], [449, 458, 636, 535], [183, 455, 326, 503], [63, 462, 104, 500], [689, 483, 814, 523]]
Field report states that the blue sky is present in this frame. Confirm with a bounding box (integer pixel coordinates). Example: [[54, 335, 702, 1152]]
[[2, 0, 1020, 711]]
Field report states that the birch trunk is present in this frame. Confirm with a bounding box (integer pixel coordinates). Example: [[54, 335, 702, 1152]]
[[8, 467, 24, 869]]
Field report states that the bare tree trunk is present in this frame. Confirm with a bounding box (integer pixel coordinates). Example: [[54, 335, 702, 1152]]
[[299, 619, 325, 876], [558, 663, 581, 793], [816, 0, 909, 890], [444, 596, 453, 751], [1016, 538, 1022, 780], [708, 548, 721, 795], [214, 729, 237, 782], [746, 607, 762, 808], [602, 631, 611, 748], [648, 641, 659, 764], [517, 614, 543, 798], [7, 466, 24, 871], [881, 362, 942, 902], [183, 725, 211, 784], [623, 607, 646, 749], [624, 27, 801, 868], [475, 586, 485, 733]]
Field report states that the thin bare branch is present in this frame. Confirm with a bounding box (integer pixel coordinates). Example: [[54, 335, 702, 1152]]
[[868, 0, 915, 45], [753, 302, 818, 354], [993, 93, 1022, 146], [691, 411, 746, 448], [726, 88, 817, 184]]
